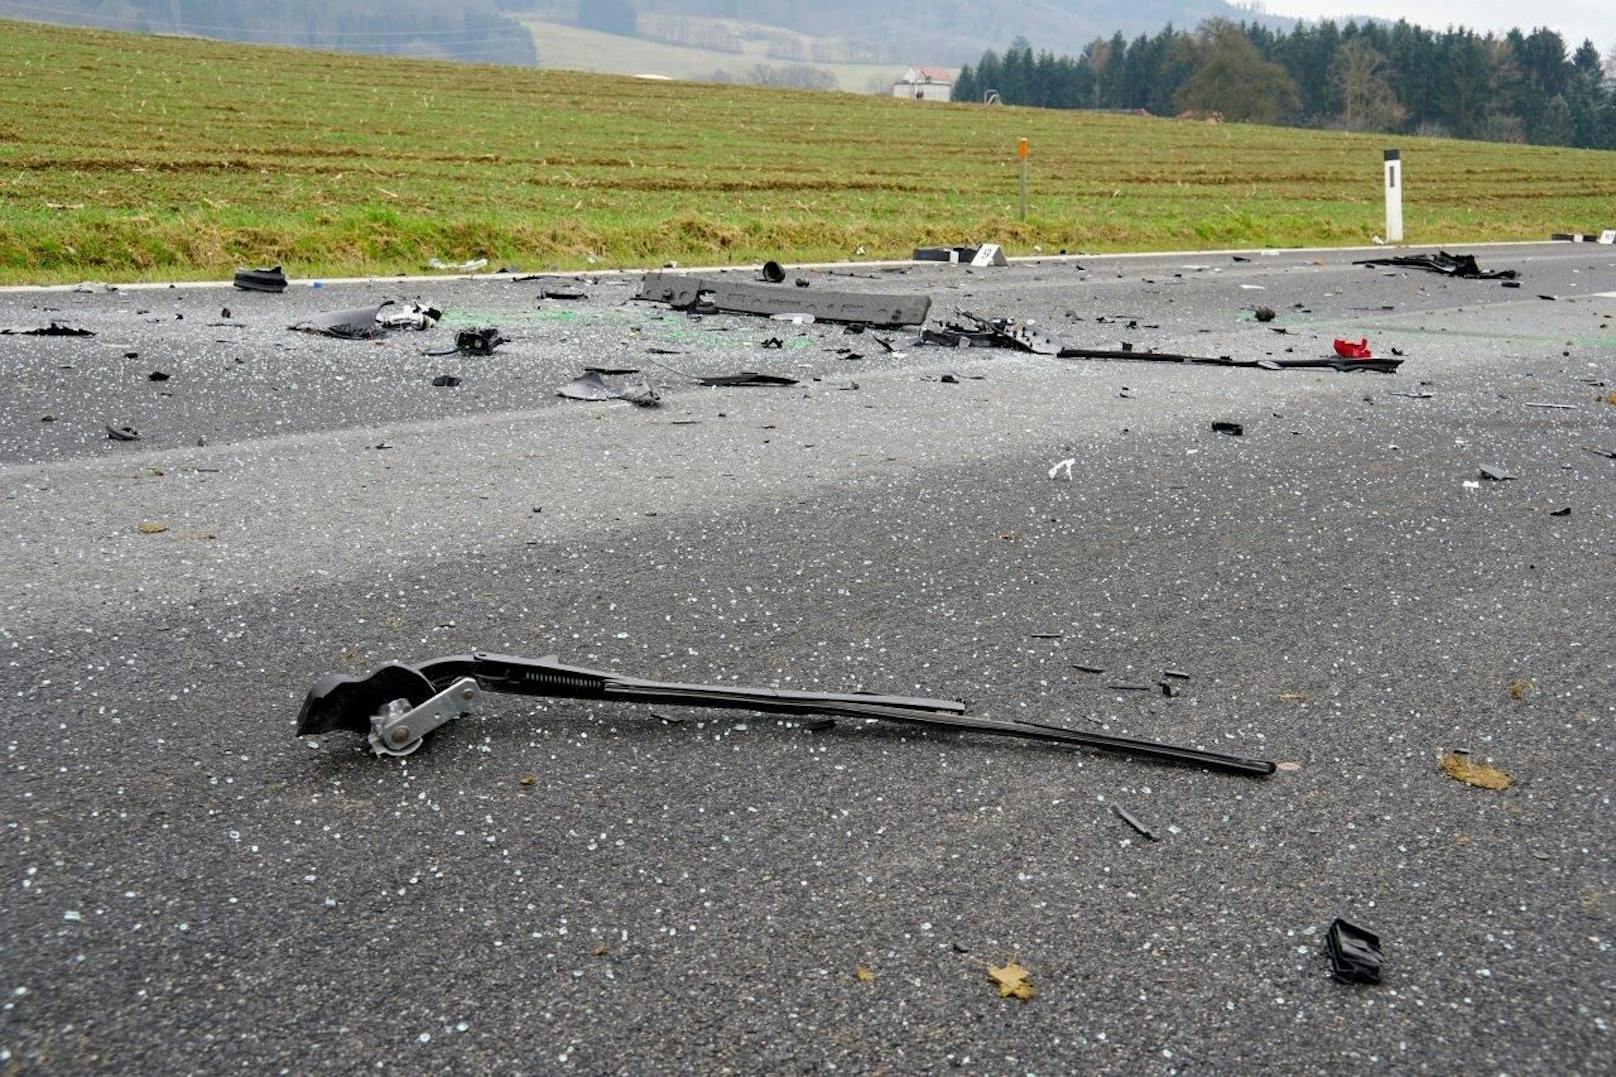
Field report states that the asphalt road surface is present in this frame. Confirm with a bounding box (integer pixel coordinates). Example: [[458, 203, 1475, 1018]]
[[2, 243, 1613, 1074]]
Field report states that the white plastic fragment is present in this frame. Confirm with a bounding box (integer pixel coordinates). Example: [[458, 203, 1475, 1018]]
[[1048, 458, 1075, 481]]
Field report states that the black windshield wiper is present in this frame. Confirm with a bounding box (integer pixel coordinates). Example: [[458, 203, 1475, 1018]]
[[297, 652, 1275, 776]]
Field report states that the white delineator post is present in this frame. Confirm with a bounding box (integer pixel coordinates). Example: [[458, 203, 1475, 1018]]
[[1383, 148, 1403, 244]]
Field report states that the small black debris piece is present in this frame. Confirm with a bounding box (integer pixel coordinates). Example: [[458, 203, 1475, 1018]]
[[1212, 421, 1244, 436], [584, 366, 640, 375], [539, 288, 587, 301], [1159, 682, 1181, 698], [147, 371, 170, 382], [41, 415, 56, 423], [795, 278, 810, 288], [1550, 507, 1572, 517], [1162, 669, 1191, 680], [1501, 280, 1522, 288], [1353, 251, 1517, 280], [1478, 466, 1516, 482], [698, 372, 798, 387], [1110, 803, 1160, 841], [761, 337, 784, 349], [760, 260, 786, 283], [453, 327, 506, 356], [431, 374, 462, 388], [1253, 306, 1276, 322], [106, 424, 140, 441], [1, 322, 95, 337], [221, 307, 231, 319], [233, 266, 288, 292], [1586, 447, 1616, 459], [289, 303, 390, 340], [1325, 919, 1383, 984]]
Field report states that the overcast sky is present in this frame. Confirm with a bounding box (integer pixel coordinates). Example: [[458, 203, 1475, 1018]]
[[1262, 0, 1613, 50]]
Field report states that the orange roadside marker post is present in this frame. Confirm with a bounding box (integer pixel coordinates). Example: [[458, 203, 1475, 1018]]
[[1018, 138, 1030, 221]]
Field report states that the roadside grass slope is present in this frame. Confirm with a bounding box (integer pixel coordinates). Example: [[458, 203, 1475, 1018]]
[[1, 19, 1613, 283]]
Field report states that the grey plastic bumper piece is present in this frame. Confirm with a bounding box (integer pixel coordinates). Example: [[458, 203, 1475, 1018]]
[[635, 272, 931, 327]]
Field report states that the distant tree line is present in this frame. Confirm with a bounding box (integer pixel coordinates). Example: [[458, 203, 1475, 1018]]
[[951, 20, 1616, 148], [0, 0, 538, 65]]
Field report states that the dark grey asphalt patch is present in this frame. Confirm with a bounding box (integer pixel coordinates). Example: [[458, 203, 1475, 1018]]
[[1, 243, 1612, 1072]]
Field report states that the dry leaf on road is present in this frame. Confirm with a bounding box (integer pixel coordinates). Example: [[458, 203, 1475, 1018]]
[[855, 965, 874, 983], [987, 961, 1035, 1001], [135, 522, 168, 534], [1439, 751, 1512, 791]]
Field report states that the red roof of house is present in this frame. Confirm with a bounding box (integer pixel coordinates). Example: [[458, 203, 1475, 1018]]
[[912, 66, 952, 82]]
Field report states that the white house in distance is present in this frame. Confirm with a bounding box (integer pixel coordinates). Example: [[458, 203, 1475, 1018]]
[[892, 66, 952, 102]]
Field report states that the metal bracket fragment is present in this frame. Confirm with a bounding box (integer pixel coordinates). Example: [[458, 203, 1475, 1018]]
[[367, 676, 479, 757]]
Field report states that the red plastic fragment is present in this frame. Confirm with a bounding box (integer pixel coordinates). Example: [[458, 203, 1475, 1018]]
[[1333, 337, 1372, 359]]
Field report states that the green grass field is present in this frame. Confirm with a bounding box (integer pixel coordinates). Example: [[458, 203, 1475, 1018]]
[[2, 18, 1613, 284]]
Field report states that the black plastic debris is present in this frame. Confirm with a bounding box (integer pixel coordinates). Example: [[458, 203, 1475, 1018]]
[[636, 272, 930, 327], [449, 327, 506, 356], [1478, 466, 1516, 482], [233, 266, 288, 292], [761, 337, 784, 349], [760, 260, 786, 283], [1353, 251, 1517, 280], [1326, 919, 1383, 984], [1550, 507, 1572, 516], [148, 371, 170, 382], [431, 375, 462, 388], [698, 372, 798, 387], [1058, 346, 1403, 374], [921, 311, 1059, 355], [1, 322, 95, 337], [289, 302, 390, 340], [557, 370, 660, 406], [296, 652, 1278, 774], [1212, 421, 1244, 436], [539, 288, 587, 301], [1111, 803, 1160, 841], [106, 424, 140, 441], [584, 366, 640, 375], [1254, 306, 1277, 322]]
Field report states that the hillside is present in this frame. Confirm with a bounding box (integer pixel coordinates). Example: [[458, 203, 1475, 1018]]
[[1, 18, 1613, 283], [521, 18, 907, 91], [558, 0, 1292, 64]]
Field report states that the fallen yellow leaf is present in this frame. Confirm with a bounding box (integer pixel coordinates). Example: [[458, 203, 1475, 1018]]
[[1439, 751, 1512, 791], [987, 961, 1035, 1001], [135, 522, 168, 534], [855, 965, 874, 983], [1507, 678, 1533, 700]]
